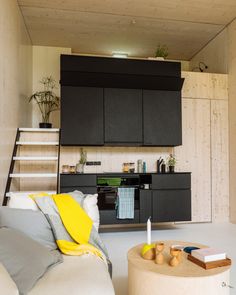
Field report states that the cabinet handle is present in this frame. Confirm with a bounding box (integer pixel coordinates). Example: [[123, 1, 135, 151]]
[[222, 282, 234, 288]]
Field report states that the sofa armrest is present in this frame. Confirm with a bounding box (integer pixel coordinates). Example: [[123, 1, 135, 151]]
[[0, 263, 19, 295]]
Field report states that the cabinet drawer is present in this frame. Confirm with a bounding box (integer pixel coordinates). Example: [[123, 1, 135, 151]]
[[60, 186, 97, 194], [152, 174, 191, 190], [100, 210, 140, 225], [60, 174, 97, 187]]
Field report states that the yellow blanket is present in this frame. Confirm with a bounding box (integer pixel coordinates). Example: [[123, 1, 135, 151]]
[[31, 193, 103, 258]]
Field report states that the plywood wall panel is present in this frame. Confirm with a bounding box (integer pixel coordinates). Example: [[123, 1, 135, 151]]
[[211, 100, 229, 222], [0, 0, 32, 204], [182, 72, 228, 100], [175, 98, 211, 222], [60, 146, 173, 174]]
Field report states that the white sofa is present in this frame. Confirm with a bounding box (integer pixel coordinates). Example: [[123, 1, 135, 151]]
[[0, 255, 115, 295]]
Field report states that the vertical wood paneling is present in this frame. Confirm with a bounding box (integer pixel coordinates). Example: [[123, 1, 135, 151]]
[[0, 0, 32, 204], [182, 71, 228, 100], [175, 98, 211, 222], [211, 100, 229, 222]]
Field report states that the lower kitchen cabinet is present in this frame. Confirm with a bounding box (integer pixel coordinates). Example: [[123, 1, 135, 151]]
[[140, 190, 152, 223], [152, 190, 191, 222], [60, 172, 191, 228]]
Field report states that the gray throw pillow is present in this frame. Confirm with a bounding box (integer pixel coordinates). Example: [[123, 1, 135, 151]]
[[0, 227, 63, 295], [0, 207, 57, 249]]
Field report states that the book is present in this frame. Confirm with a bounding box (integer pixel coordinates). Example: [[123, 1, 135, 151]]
[[191, 248, 226, 263], [188, 254, 231, 270]]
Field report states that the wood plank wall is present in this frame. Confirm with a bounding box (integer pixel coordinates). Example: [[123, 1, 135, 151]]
[[175, 71, 229, 222]]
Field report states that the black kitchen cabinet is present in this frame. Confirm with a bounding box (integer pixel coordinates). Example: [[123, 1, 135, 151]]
[[60, 172, 191, 229], [104, 88, 143, 144], [61, 86, 104, 145], [152, 190, 191, 222], [152, 174, 191, 190], [143, 90, 182, 146], [140, 190, 152, 223], [61, 55, 184, 91], [60, 54, 184, 147], [60, 174, 97, 194]]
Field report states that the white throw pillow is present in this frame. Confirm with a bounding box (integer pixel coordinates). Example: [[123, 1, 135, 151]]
[[8, 192, 40, 211], [83, 194, 100, 231], [8, 191, 100, 231]]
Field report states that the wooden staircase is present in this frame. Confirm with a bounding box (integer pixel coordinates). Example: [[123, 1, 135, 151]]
[[2, 128, 60, 206]]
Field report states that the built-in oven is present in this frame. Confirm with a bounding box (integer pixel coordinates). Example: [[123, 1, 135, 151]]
[[97, 176, 140, 210]]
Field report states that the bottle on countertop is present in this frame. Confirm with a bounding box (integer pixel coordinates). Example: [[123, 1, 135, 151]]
[[137, 159, 143, 173], [143, 161, 147, 173], [157, 157, 163, 174], [161, 161, 166, 173]]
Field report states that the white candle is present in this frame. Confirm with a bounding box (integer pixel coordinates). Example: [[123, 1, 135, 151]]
[[147, 217, 151, 245]]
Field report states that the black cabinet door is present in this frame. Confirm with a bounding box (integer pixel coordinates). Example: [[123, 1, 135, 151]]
[[152, 190, 191, 222], [61, 86, 104, 145], [140, 190, 152, 223], [104, 88, 143, 144], [143, 90, 182, 146]]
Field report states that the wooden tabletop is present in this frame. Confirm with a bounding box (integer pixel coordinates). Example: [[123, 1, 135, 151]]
[[127, 240, 231, 278]]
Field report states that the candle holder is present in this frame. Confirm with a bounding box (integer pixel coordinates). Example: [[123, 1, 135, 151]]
[[169, 248, 181, 267], [141, 243, 155, 260], [155, 242, 165, 264]]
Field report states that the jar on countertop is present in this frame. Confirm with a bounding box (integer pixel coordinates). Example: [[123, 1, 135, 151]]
[[122, 162, 130, 173], [129, 163, 135, 173], [62, 165, 70, 174]]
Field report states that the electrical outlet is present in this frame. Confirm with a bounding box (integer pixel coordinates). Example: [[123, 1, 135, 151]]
[[86, 161, 101, 166]]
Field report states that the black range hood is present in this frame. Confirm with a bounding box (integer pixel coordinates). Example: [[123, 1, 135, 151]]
[[60, 55, 184, 91]]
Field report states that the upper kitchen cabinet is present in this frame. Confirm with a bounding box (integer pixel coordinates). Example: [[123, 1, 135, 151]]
[[143, 90, 182, 146], [104, 88, 143, 144], [60, 55, 184, 147], [61, 86, 104, 145]]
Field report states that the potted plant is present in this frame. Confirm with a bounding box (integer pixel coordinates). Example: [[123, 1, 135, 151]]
[[155, 44, 169, 60], [29, 76, 60, 128], [167, 154, 176, 173], [76, 148, 87, 173]]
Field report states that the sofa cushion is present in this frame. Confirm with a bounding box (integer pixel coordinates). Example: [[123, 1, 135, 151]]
[[29, 254, 115, 295], [0, 227, 63, 295], [0, 207, 57, 249], [0, 263, 19, 295]]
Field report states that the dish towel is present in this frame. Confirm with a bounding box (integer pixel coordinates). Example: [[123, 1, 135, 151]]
[[116, 188, 135, 219]]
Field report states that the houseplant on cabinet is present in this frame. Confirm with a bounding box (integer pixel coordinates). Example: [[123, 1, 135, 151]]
[[76, 148, 87, 173], [167, 154, 176, 173], [155, 44, 168, 60], [29, 76, 60, 128]]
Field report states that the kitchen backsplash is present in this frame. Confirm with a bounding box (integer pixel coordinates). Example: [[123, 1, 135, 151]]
[[60, 146, 174, 173]]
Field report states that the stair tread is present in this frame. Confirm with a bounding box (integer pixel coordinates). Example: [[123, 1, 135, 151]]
[[19, 128, 59, 132], [13, 156, 58, 160], [6, 191, 57, 197], [10, 173, 57, 178], [16, 141, 59, 145]]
